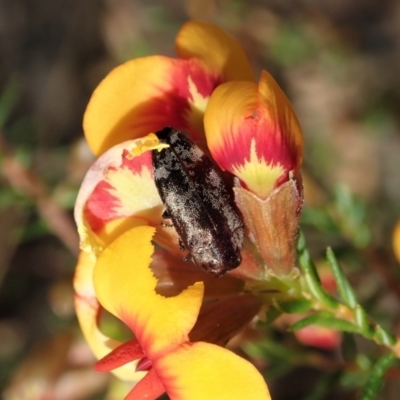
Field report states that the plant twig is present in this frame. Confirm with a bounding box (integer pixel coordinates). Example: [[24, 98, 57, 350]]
[[0, 134, 79, 255]]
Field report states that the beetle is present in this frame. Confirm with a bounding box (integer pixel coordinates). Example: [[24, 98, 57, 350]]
[[152, 127, 244, 276]]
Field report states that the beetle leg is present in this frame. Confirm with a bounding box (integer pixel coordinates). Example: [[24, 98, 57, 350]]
[[162, 209, 171, 219], [161, 209, 174, 227]]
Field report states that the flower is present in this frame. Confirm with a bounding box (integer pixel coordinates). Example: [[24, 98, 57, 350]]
[[83, 20, 254, 156], [295, 324, 342, 350], [392, 219, 400, 265], [205, 70, 303, 199], [205, 71, 304, 276], [73, 132, 266, 390], [91, 225, 270, 399], [74, 19, 304, 399]]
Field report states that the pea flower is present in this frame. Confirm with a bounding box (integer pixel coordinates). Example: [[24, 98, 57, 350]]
[[91, 225, 269, 399], [74, 19, 303, 399], [74, 132, 267, 397], [83, 20, 254, 156], [205, 71, 303, 277], [392, 219, 400, 265]]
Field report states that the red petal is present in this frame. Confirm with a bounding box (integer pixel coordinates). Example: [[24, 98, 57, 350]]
[[126, 368, 165, 400], [95, 339, 144, 371]]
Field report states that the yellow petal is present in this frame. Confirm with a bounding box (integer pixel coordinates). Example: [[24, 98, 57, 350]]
[[84, 56, 218, 155], [176, 20, 254, 82], [205, 71, 303, 198], [73, 251, 145, 382], [393, 219, 400, 265], [155, 342, 271, 400], [258, 70, 303, 174], [93, 226, 204, 359]]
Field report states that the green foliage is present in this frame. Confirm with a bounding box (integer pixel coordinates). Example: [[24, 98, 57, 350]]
[[244, 339, 305, 380], [297, 232, 340, 309], [303, 372, 342, 400], [290, 311, 360, 333], [302, 184, 371, 248], [332, 185, 371, 248], [270, 23, 317, 67], [297, 233, 396, 347], [0, 186, 31, 210], [0, 77, 21, 129], [261, 219, 399, 399], [325, 247, 357, 308], [273, 298, 313, 314], [360, 354, 397, 400]]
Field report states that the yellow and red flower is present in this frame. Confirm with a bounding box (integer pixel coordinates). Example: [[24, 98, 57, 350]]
[[205, 70, 304, 276], [205, 70, 303, 199], [392, 219, 400, 265], [84, 20, 254, 156], [91, 225, 269, 399], [74, 19, 304, 399]]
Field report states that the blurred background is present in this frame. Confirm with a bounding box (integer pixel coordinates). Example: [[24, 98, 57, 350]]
[[1, 0, 400, 399]]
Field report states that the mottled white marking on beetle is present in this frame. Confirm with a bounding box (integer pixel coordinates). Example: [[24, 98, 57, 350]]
[[152, 127, 244, 276]]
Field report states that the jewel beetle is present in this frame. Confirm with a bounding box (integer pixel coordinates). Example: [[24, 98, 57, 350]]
[[152, 127, 244, 276]]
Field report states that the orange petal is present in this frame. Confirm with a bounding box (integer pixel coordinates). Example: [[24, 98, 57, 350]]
[[84, 56, 219, 155], [155, 342, 271, 400], [93, 226, 204, 359], [126, 368, 165, 400], [176, 20, 254, 83], [205, 70, 303, 198], [73, 251, 145, 382]]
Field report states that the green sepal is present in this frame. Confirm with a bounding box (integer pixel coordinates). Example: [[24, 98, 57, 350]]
[[273, 299, 313, 314]]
